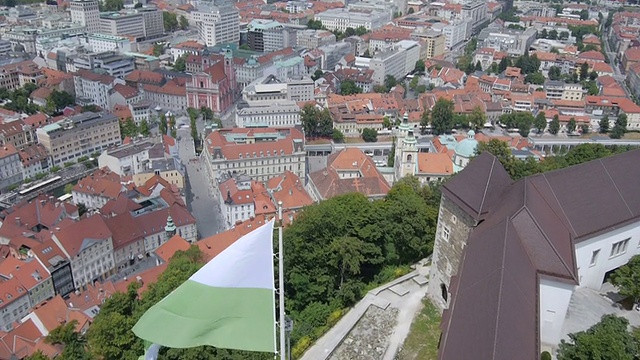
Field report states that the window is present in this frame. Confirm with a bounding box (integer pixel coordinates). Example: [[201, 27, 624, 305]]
[[442, 226, 450, 241], [590, 249, 600, 266], [610, 238, 630, 258], [451, 215, 457, 224]]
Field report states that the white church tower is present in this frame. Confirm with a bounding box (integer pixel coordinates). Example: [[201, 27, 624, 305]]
[[395, 112, 418, 181]]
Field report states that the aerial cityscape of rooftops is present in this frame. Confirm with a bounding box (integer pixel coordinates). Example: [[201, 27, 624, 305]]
[[0, 0, 640, 358]]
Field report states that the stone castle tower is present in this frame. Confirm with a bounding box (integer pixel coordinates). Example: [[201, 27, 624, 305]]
[[426, 153, 512, 311]]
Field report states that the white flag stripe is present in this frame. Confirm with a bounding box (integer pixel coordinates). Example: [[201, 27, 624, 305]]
[[189, 219, 275, 289]]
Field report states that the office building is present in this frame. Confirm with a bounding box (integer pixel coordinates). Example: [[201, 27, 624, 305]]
[[36, 112, 121, 166], [88, 33, 132, 53], [235, 100, 301, 128], [100, 7, 164, 40], [192, 3, 240, 47], [369, 41, 421, 84], [70, 0, 101, 33], [296, 29, 336, 50], [314, 8, 391, 32]]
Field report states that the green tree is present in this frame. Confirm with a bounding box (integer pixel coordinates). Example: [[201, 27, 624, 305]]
[[599, 115, 610, 133], [139, 119, 150, 136], [548, 66, 562, 80], [344, 27, 356, 37], [46, 320, 92, 360], [332, 128, 344, 143], [101, 0, 123, 11], [475, 60, 483, 72], [179, 15, 189, 30], [581, 124, 590, 134], [415, 84, 427, 93], [548, 29, 558, 40], [387, 137, 396, 167], [534, 111, 547, 133], [329, 236, 382, 288], [589, 71, 598, 81], [173, 54, 187, 72], [499, 57, 512, 72], [525, 71, 545, 85], [47, 89, 75, 112], [579, 9, 589, 20], [121, 117, 138, 138], [163, 12, 179, 32], [567, 118, 577, 134], [383, 116, 391, 129], [355, 26, 368, 36], [187, 107, 199, 121], [307, 19, 324, 30], [311, 69, 324, 81], [419, 109, 431, 135], [468, 106, 486, 130], [340, 80, 362, 95], [557, 315, 637, 360], [300, 104, 333, 138], [549, 114, 560, 135], [384, 75, 397, 91], [414, 59, 425, 73], [64, 183, 73, 194], [25, 350, 50, 360], [152, 43, 164, 56], [540, 28, 548, 39], [431, 98, 454, 135], [361, 128, 378, 142], [159, 113, 167, 135], [580, 62, 590, 81]]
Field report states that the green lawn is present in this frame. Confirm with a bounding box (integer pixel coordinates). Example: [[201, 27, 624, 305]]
[[396, 298, 441, 360]]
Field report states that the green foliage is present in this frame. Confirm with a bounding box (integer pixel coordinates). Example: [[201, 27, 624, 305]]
[[599, 115, 610, 133], [415, 85, 427, 93], [525, 71, 545, 85], [311, 69, 324, 81], [152, 43, 164, 57], [120, 117, 139, 139], [610, 255, 640, 306], [387, 137, 396, 167], [340, 80, 362, 95], [300, 104, 333, 138], [535, 111, 547, 133], [307, 19, 324, 30], [540, 351, 552, 360], [567, 118, 577, 134], [468, 106, 486, 131], [163, 12, 179, 32], [361, 128, 378, 142], [498, 9, 520, 22], [2, 84, 41, 114], [331, 129, 344, 143], [499, 57, 512, 72], [580, 62, 589, 81], [549, 115, 560, 135], [51, 165, 61, 173], [284, 180, 439, 348], [25, 350, 50, 360], [499, 112, 534, 137], [159, 113, 168, 135], [548, 66, 562, 80], [139, 119, 150, 136], [610, 113, 628, 139], [179, 15, 189, 30], [173, 54, 187, 72], [47, 89, 75, 113], [81, 104, 101, 113], [476, 141, 630, 180], [46, 320, 93, 360], [64, 183, 73, 194], [100, 0, 123, 11], [64, 161, 76, 168], [515, 53, 541, 74], [420, 109, 431, 135], [414, 59, 425, 73], [384, 75, 397, 92], [431, 98, 454, 135], [557, 315, 637, 360]]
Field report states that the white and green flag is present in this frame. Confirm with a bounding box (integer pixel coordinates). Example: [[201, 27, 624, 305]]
[[133, 219, 277, 353]]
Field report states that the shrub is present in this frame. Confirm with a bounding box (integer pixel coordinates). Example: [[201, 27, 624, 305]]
[[541, 351, 552, 360]]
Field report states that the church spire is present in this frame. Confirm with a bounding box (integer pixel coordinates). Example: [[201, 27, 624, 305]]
[[165, 215, 176, 237]]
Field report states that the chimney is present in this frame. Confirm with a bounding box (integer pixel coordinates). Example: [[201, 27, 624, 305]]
[[136, 276, 143, 285], [15, 217, 21, 226]]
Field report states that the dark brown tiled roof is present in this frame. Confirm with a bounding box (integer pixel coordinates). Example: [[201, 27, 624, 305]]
[[440, 152, 512, 221], [439, 149, 640, 360]]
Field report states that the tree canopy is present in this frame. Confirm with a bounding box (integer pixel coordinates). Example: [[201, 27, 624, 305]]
[[610, 255, 640, 308], [339, 80, 362, 95], [431, 98, 454, 135], [300, 104, 333, 138], [557, 315, 637, 360], [361, 128, 378, 142]]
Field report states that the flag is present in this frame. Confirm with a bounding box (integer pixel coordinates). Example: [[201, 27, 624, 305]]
[[133, 219, 277, 353]]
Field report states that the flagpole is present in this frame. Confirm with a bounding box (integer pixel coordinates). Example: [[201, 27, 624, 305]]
[[278, 201, 286, 360]]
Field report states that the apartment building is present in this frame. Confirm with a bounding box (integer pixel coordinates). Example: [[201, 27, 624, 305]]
[[479, 27, 537, 57], [247, 20, 297, 53], [132, 158, 185, 190], [73, 70, 125, 110], [0, 257, 55, 309], [192, 2, 240, 47], [0, 277, 31, 331], [296, 29, 336, 50], [72, 51, 135, 79], [142, 78, 188, 112], [420, 31, 446, 59], [242, 74, 314, 103], [369, 41, 421, 84], [314, 8, 391, 32], [19, 144, 52, 180], [87, 33, 132, 53], [218, 175, 273, 229], [100, 7, 164, 40], [0, 144, 22, 190], [70, 0, 100, 33], [235, 100, 301, 128], [52, 215, 115, 289], [0, 60, 43, 91], [36, 112, 121, 166], [203, 128, 306, 185], [0, 120, 35, 151], [72, 168, 124, 209], [461, 0, 488, 33], [98, 139, 156, 176]]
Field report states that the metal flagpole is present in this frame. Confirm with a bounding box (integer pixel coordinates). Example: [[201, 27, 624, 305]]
[[278, 201, 286, 360]]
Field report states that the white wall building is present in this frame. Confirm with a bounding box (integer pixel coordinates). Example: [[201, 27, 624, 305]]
[[88, 33, 132, 53], [235, 101, 301, 128], [192, 3, 240, 47], [70, 0, 100, 34], [314, 8, 391, 32]]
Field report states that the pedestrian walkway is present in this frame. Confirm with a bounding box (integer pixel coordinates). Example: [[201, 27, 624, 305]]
[[301, 263, 430, 360]]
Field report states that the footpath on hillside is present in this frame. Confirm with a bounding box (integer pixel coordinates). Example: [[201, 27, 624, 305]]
[[301, 260, 431, 360]]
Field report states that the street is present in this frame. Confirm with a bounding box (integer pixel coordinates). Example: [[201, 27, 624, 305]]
[[176, 126, 225, 238]]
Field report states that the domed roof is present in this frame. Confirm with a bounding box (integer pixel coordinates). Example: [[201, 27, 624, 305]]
[[455, 130, 478, 158]]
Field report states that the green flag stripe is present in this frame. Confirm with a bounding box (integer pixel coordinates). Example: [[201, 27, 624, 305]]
[[133, 280, 276, 353]]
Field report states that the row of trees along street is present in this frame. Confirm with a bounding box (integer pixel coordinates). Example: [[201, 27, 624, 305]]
[[25, 144, 639, 360]]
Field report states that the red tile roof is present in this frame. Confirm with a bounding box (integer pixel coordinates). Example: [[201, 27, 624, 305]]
[[155, 235, 190, 263], [53, 215, 112, 257]]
